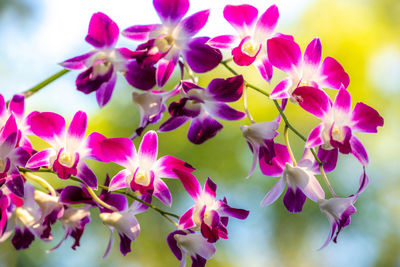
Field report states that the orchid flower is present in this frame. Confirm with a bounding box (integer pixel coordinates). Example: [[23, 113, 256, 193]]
[[175, 171, 249, 243], [26, 111, 102, 189], [61, 12, 132, 107], [123, 0, 222, 88], [240, 120, 279, 178], [260, 145, 325, 213], [97, 130, 195, 206], [131, 85, 180, 139], [293, 85, 384, 166], [267, 37, 350, 103], [209, 4, 283, 81], [167, 229, 216, 267], [100, 194, 150, 257], [159, 76, 245, 144], [0, 115, 30, 197]]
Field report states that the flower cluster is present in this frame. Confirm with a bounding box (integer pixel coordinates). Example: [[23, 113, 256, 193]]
[[1, 0, 384, 266]]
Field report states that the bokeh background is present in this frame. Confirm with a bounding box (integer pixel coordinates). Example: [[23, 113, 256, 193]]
[[0, 0, 399, 266]]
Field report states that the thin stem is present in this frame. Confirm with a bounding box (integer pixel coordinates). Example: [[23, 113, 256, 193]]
[[243, 85, 255, 123], [86, 186, 118, 212], [284, 125, 297, 166], [183, 62, 197, 83], [22, 172, 57, 197], [7, 69, 70, 105], [319, 165, 337, 198]]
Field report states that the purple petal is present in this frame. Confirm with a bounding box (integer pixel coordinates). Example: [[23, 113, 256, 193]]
[[26, 148, 56, 169], [122, 24, 159, 41], [109, 169, 131, 191], [84, 132, 108, 161], [329, 125, 352, 154], [187, 115, 223, 144], [205, 102, 245, 121], [283, 187, 306, 213], [357, 168, 369, 195], [8, 94, 25, 121], [76, 65, 114, 95], [59, 186, 92, 205], [208, 35, 237, 49], [293, 86, 332, 119], [207, 75, 244, 102], [27, 111, 66, 147], [85, 12, 119, 49], [223, 4, 258, 35], [318, 147, 338, 173], [351, 102, 384, 133], [77, 162, 98, 189], [156, 57, 178, 88], [177, 10, 210, 38], [153, 0, 189, 25], [119, 234, 132, 256], [259, 143, 291, 177], [153, 179, 172, 206], [260, 178, 286, 206], [183, 37, 222, 73], [102, 193, 128, 213], [158, 116, 190, 132], [204, 177, 217, 198], [306, 124, 324, 148], [349, 136, 369, 166], [270, 78, 292, 99], [138, 130, 158, 166], [6, 174, 25, 198], [0, 131, 17, 157], [179, 207, 196, 229], [333, 86, 352, 114], [255, 5, 279, 38], [173, 169, 201, 200], [125, 61, 156, 90], [154, 155, 195, 178], [219, 203, 249, 220], [96, 71, 117, 107], [60, 51, 96, 70], [254, 58, 273, 82], [267, 37, 301, 75], [12, 227, 35, 250], [167, 230, 185, 260], [303, 38, 322, 72], [318, 57, 350, 89]]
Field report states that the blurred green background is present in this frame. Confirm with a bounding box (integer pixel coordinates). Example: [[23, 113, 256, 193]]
[[0, 0, 398, 266]]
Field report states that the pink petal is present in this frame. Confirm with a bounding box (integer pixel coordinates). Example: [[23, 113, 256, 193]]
[[156, 56, 178, 88], [67, 111, 87, 149], [254, 57, 273, 82], [60, 51, 96, 70], [303, 38, 322, 72], [177, 9, 210, 38], [259, 143, 292, 177], [173, 169, 201, 200], [153, 179, 172, 206], [0, 115, 17, 143], [254, 5, 279, 39], [26, 148, 56, 169], [85, 12, 119, 49], [153, 0, 189, 25], [293, 86, 332, 119], [98, 137, 137, 168], [223, 4, 258, 35], [351, 102, 384, 133], [350, 136, 369, 166], [138, 130, 158, 167], [306, 124, 324, 148], [333, 86, 352, 114], [0, 95, 5, 118], [318, 57, 350, 89], [270, 78, 292, 99], [27, 111, 66, 147], [122, 24, 160, 41], [267, 37, 301, 75], [154, 155, 195, 178], [208, 35, 237, 49], [8, 94, 25, 121], [179, 207, 196, 229], [204, 177, 217, 198], [84, 132, 107, 161], [77, 162, 98, 189], [109, 169, 131, 191], [260, 177, 286, 206]]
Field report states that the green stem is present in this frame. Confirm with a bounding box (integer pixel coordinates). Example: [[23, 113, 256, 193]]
[[7, 69, 70, 105]]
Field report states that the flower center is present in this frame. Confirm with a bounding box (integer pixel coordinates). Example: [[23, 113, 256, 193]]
[[59, 151, 75, 167], [16, 207, 36, 227], [154, 35, 174, 53], [134, 169, 151, 186], [331, 125, 344, 142], [242, 40, 260, 57]]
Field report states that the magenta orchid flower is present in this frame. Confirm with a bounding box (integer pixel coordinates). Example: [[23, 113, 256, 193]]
[[26, 111, 101, 189], [260, 145, 325, 213], [209, 4, 282, 81], [123, 0, 222, 88], [293, 86, 384, 166], [167, 229, 216, 267], [175, 170, 249, 243], [61, 12, 132, 107], [97, 130, 195, 206], [100, 194, 150, 257], [159, 76, 245, 144], [240, 120, 280, 178], [131, 85, 180, 139], [319, 169, 369, 249], [0, 115, 31, 197], [267, 37, 350, 102]]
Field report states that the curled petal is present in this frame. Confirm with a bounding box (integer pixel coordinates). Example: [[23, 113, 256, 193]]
[[60, 52, 96, 70], [85, 12, 119, 49], [125, 61, 156, 91], [349, 136, 369, 166], [205, 102, 245, 121], [183, 37, 222, 73], [187, 114, 223, 145], [158, 116, 190, 132], [260, 178, 286, 206], [206, 75, 244, 102], [351, 102, 384, 133]]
